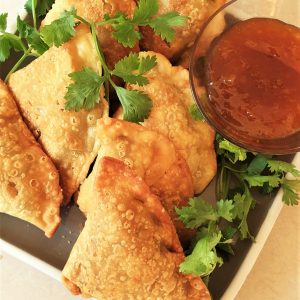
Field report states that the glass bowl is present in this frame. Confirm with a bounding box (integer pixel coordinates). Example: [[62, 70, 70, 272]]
[[189, 0, 300, 154]]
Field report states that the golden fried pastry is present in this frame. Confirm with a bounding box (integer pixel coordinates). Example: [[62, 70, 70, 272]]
[[77, 117, 194, 242], [177, 10, 226, 69], [9, 25, 108, 203], [140, 0, 225, 61], [42, 0, 138, 68], [0, 80, 63, 237], [124, 52, 216, 194], [62, 157, 210, 300]]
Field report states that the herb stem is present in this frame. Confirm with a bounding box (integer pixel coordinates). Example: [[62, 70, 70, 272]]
[[95, 19, 116, 27], [90, 22, 110, 73], [4, 33, 27, 52], [5, 47, 32, 82], [31, 0, 37, 29], [90, 22, 111, 100], [74, 15, 90, 26]]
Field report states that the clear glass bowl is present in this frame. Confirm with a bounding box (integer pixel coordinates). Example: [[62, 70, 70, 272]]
[[189, 0, 300, 154]]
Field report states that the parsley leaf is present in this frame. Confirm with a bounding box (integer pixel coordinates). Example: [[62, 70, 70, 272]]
[[189, 103, 204, 121], [282, 179, 300, 206], [65, 68, 105, 111], [115, 87, 153, 123], [267, 160, 300, 177], [0, 13, 8, 32], [112, 53, 156, 86], [40, 9, 76, 47]]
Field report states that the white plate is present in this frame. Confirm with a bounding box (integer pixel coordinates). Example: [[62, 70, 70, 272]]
[[0, 1, 299, 299]]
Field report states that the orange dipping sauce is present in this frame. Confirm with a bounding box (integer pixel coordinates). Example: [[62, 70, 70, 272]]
[[205, 18, 300, 139]]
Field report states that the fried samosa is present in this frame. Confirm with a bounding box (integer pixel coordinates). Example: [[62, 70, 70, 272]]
[[42, 0, 138, 68], [62, 157, 210, 300], [140, 0, 225, 62], [0, 80, 63, 237], [77, 117, 194, 242], [9, 25, 108, 203], [123, 52, 216, 194]]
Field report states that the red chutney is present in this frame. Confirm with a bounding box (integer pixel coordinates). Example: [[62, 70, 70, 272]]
[[205, 18, 300, 139]]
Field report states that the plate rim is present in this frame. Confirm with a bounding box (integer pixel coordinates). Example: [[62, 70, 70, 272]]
[[0, 1, 299, 299]]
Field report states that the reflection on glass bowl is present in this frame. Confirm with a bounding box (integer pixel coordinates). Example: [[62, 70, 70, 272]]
[[189, 0, 300, 154]]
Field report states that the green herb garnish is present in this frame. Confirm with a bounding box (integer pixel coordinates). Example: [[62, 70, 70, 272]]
[[1, 0, 187, 122], [177, 136, 299, 277]]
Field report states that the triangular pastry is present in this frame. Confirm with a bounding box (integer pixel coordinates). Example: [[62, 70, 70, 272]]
[[121, 52, 217, 194], [42, 0, 138, 68], [0, 80, 63, 237], [62, 157, 210, 300], [9, 25, 108, 203], [77, 117, 194, 243]]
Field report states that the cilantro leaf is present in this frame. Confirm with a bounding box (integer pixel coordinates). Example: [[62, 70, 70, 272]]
[[65, 68, 105, 111], [176, 197, 234, 228], [218, 139, 247, 163], [242, 174, 281, 188], [148, 12, 187, 42], [133, 0, 159, 24], [138, 55, 157, 74], [17, 16, 32, 38], [267, 160, 300, 177], [189, 103, 204, 121], [231, 192, 255, 239], [0, 36, 11, 62], [115, 87, 152, 123], [247, 154, 268, 175], [0, 13, 8, 32], [40, 10, 76, 47], [27, 29, 49, 54], [103, 0, 187, 47], [112, 53, 156, 85], [216, 199, 234, 222], [180, 228, 223, 277], [0, 34, 24, 62], [176, 198, 218, 229], [25, 0, 54, 18], [282, 179, 300, 206], [112, 22, 141, 48], [16, 17, 49, 54]]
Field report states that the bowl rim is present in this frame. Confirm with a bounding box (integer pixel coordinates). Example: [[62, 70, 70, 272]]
[[189, 0, 300, 155]]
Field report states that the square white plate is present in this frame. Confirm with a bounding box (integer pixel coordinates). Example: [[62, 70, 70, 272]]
[[0, 1, 299, 299]]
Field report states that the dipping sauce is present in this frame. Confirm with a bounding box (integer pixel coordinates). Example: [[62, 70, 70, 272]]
[[205, 18, 300, 139]]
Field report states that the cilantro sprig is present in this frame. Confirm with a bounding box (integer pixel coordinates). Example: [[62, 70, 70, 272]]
[[177, 136, 300, 278], [62, 0, 186, 122], [1, 0, 187, 122], [96, 0, 187, 47], [64, 21, 156, 122]]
